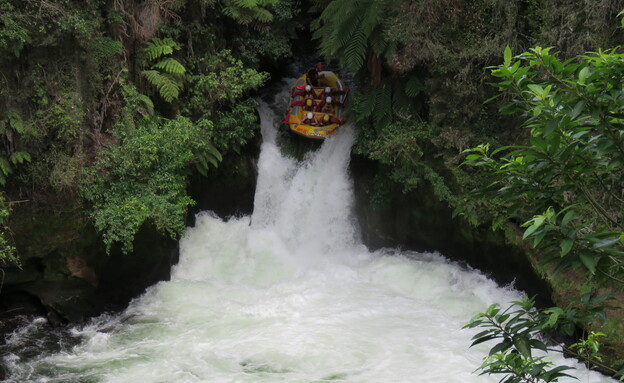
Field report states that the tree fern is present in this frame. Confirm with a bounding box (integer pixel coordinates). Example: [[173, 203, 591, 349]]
[[136, 94, 155, 116], [152, 57, 186, 75], [312, 0, 393, 73], [144, 37, 177, 61], [373, 82, 392, 128], [142, 70, 183, 103], [141, 37, 185, 103], [221, 0, 277, 25]]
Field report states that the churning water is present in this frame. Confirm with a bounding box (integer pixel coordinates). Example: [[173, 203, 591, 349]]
[[2, 86, 616, 383]]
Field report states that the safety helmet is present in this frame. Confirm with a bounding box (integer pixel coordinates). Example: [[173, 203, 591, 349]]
[[325, 87, 331, 94], [307, 112, 313, 120], [326, 96, 332, 104], [306, 99, 313, 107], [316, 64, 324, 71], [305, 85, 311, 92], [323, 114, 330, 122]]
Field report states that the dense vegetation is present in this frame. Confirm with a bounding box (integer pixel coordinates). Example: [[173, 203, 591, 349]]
[[2, 0, 624, 381], [311, 0, 624, 380], [0, 0, 299, 257]]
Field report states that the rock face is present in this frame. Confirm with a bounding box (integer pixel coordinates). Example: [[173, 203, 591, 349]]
[[0, 142, 260, 327], [1, 139, 549, 328], [0, 216, 180, 325], [350, 155, 552, 304]]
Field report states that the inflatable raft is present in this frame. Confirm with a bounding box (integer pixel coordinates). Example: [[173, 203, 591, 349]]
[[283, 69, 349, 139]]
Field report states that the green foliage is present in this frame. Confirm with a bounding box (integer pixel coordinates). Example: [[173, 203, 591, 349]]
[[570, 331, 606, 367], [185, 50, 268, 115], [312, 0, 394, 73], [466, 292, 624, 382], [144, 38, 178, 61], [465, 297, 575, 383], [210, 98, 261, 151], [0, 112, 32, 186], [0, 194, 18, 267], [221, 0, 279, 26], [464, 46, 624, 282], [93, 36, 122, 59], [354, 112, 459, 211], [0, 0, 31, 57], [519, 207, 624, 277], [141, 38, 186, 103], [81, 115, 221, 254]]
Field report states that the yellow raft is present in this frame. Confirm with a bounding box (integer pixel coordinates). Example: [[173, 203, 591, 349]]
[[283, 70, 349, 140]]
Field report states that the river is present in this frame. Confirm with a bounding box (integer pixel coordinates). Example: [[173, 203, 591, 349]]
[[1, 82, 616, 383]]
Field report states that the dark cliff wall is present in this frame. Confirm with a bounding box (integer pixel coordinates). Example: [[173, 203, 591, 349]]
[[350, 154, 552, 305]]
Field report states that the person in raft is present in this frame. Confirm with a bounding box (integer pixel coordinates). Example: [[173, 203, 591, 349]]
[[292, 84, 312, 97], [303, 112, 330, 126], [318, 114, 347, 126], [324, 85, 349, 96], [306, 64, 324, 86], [315, 96, 344, 113], [290, 98, 315, 111]]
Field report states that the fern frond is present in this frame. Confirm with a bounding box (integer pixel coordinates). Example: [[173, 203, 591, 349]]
[[373, 83, 392, 128], [344, 30, 367, 71], [142, 70, 183, 103], [157, 77, 183, 103], [137, 94, 155, 116], [353, 90, 376, 122], [336, 13, 363, 48], [144, 37, 177, 61], [250, 6, 273, 23], [9, 152, 31, 165], [222, 6, 245, 22], [152, 57, 186, 75], [222, 2, 273, 24], [405, 75, 424, 98], [232, 0, 257, 8], [257, 0, 279, 6]]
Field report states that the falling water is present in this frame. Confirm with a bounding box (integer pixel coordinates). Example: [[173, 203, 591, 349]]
[[2, 83, 616, 383]]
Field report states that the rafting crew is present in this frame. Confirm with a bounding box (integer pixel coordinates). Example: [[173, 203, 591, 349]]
[[301, 111, 346, 127], [315, 96, 345, 113]]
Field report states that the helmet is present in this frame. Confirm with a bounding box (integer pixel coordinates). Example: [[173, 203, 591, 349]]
[[305, 85, 311, 92], [325, 87, 331, 94], [326, 96, 332, 103], [305, 99, 313, 107], [307, 112, 313, 120], [323, 114, 330, 122], [316, 64, 324, 71]]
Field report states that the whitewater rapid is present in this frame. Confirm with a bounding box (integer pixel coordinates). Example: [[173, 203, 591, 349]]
[[2, 87, 616, 383]]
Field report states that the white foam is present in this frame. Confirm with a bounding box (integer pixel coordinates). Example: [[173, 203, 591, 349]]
[[2, 93, 616, 383]]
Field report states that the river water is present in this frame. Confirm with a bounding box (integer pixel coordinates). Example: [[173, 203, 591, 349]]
[[2, 85, 616, 383]]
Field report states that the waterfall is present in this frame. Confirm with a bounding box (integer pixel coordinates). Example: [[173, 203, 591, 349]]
[[2, 83, 615, 383]]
